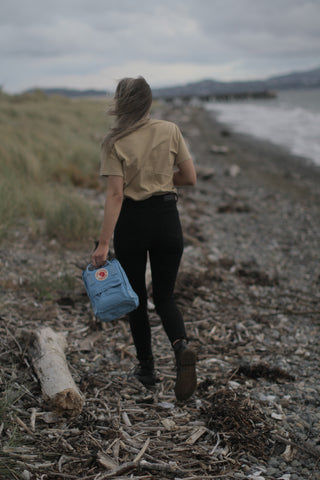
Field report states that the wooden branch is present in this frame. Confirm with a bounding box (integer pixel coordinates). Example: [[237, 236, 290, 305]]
[[98, 458, 188, 479], [273, 434, 320, 459], [29, 327, 84, 417], [99, 462, 137, 479]]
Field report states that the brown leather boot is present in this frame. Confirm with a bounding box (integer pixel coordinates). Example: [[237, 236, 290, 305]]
[[173, 340, 197, 401]]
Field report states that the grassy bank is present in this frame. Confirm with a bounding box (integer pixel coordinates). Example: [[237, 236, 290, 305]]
[[0, 90, 111, 243]]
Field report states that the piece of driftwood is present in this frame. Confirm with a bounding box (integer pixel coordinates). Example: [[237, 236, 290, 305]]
[[29, 327, 84, 417]]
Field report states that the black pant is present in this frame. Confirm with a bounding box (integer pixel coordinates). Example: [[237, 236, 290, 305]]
[[114, 194, 187, 362]]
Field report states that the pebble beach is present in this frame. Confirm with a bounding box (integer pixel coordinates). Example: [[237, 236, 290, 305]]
[[1, 102, 320, 479]]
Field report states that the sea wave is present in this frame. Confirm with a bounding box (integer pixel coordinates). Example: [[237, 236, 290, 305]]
[[206, 99, 320, 166]]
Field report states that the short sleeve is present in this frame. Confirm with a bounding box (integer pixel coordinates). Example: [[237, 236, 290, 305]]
[[100, 146, 124, 177], [174, 125, 192, 165]]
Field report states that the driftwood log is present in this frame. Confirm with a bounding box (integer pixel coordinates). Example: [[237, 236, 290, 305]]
[[30, 326, 84, 417]]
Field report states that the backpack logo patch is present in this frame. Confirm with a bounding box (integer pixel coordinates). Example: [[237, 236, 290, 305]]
[[95, 268, 108, 281]]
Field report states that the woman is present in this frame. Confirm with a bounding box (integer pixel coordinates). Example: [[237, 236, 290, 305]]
[[91, 76, 197, 401]]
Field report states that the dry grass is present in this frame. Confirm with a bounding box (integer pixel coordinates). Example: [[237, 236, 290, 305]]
[[0, 90, 111, 243]]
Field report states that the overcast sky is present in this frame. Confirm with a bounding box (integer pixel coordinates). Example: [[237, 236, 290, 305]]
[[1, 0, 319, 93]]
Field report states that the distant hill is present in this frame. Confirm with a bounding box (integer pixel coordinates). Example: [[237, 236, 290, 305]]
[[26, 87, 110, 98], [28, 66, 320, 99], [152, 66, 320, 99]]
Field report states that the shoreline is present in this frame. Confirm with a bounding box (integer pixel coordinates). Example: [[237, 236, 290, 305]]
[[176, 103, 320, 282], [185, 104, 320, 199], [204, 98, 320, 170], [156, 103, 320, 290]]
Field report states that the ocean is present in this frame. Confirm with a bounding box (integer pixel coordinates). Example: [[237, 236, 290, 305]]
[[205, 88, 320, 166]]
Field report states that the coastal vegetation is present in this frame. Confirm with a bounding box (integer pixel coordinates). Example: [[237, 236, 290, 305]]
[[0, 90, 110, 243]]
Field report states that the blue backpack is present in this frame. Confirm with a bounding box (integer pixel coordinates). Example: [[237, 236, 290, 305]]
[[82, 258, 139, 321]]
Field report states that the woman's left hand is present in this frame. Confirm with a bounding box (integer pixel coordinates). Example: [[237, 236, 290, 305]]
[[91, 243, 109, 268]]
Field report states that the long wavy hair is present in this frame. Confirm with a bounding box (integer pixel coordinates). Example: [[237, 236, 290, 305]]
[[102, 76, 153, 154]]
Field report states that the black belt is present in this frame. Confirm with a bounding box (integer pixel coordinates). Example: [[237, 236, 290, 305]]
[[124, 193, 177, 205], [162, 193, 178, 201]]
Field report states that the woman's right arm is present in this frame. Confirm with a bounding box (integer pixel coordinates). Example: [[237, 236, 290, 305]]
[[91, 175, 123, 267], [173, 158, 197, 186]]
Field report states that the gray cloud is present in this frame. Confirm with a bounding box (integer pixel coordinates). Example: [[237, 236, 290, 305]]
[[1, 0, 319, 92]]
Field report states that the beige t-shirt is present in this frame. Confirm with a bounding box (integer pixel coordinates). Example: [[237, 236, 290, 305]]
[[100, 119, 191, 200]]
